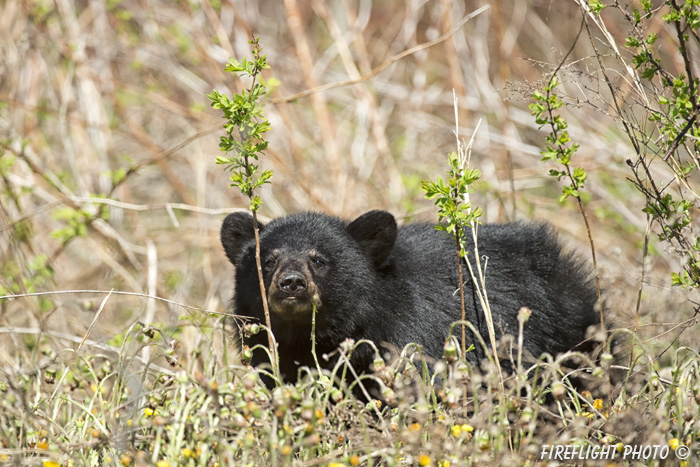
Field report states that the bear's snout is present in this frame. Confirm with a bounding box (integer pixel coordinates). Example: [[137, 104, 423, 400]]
[[278, 272, 307, 294], [268, 266, 321, 317]]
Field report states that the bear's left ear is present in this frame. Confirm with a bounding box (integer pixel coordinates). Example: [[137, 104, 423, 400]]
[[221, 211, 265, 265], [347, 210, 397, 268]]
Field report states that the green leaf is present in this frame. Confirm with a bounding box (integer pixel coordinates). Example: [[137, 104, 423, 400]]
[[625, 36, 642, 48], [541, 149, 558, 161], [224, 58, 244, 73], [640, 66, 657, 80], [588, 0, 606, 14]]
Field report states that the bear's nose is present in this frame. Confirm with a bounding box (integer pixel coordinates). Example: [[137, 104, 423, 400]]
[[278, 272, 307, 294]]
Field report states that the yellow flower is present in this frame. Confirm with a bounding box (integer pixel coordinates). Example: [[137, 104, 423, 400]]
[[156, 461, 170, 467], [593, 398, 604, 410], [668, 438, 680, 450], [43, 462, 60, 467], [451, 425, 462, 437], [461, 424, 474, 433], [328, 463, 347, 467], [418, 453, 432, 466], [408, 422, 421, 432], [350, 455, 360, 466]]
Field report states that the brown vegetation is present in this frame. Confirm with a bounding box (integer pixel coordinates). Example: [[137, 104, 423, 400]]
[[1, 1, 698, 465]]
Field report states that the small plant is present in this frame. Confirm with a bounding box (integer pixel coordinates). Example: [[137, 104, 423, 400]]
[[207, 37, 277, 372], [421, 152, 482, 359], [421, 99, 498, 388], [529, 76, 587, 204], [529, 74, 604, 329], [207, 37, 273, 214]]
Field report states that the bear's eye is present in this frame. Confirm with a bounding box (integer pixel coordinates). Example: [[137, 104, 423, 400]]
[[311, 256, 327, 268], [264, 258, 276, 269]]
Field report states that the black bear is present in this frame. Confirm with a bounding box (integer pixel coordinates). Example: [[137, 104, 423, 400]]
[[221, 210, 599, 385]]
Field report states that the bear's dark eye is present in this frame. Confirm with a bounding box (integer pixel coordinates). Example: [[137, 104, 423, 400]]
[[264, 257, 276, 269], [311, 256, 327, 268]]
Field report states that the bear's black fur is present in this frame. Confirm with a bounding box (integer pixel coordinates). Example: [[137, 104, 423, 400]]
[[221, 210, 599, 384]]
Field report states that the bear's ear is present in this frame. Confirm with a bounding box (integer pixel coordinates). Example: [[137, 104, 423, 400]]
[[220, 212, 265, 265], [347, 210, 397, 268]]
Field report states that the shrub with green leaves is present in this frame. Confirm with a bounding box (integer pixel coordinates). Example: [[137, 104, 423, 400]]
[[581, 0, 700, 292]]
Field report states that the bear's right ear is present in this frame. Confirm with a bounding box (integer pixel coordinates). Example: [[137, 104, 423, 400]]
[[220, 212, 264, 265], [347, 210, 397, 268]]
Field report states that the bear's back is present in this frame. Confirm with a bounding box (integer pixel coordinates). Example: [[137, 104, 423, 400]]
[[385, 221, 599, 359]]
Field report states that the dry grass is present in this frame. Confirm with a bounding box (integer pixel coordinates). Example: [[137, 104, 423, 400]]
[[1, 0, 699, 465]]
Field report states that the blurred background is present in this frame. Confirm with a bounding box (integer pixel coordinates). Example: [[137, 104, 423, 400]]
[[0, 0, 696, 363]]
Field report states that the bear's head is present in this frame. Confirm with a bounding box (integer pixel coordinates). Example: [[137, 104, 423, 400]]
[[220, 210, 397, 324]]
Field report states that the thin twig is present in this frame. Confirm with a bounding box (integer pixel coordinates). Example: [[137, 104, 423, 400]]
[[77, 289, 113, 353], [0, 289, 222, 316]]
